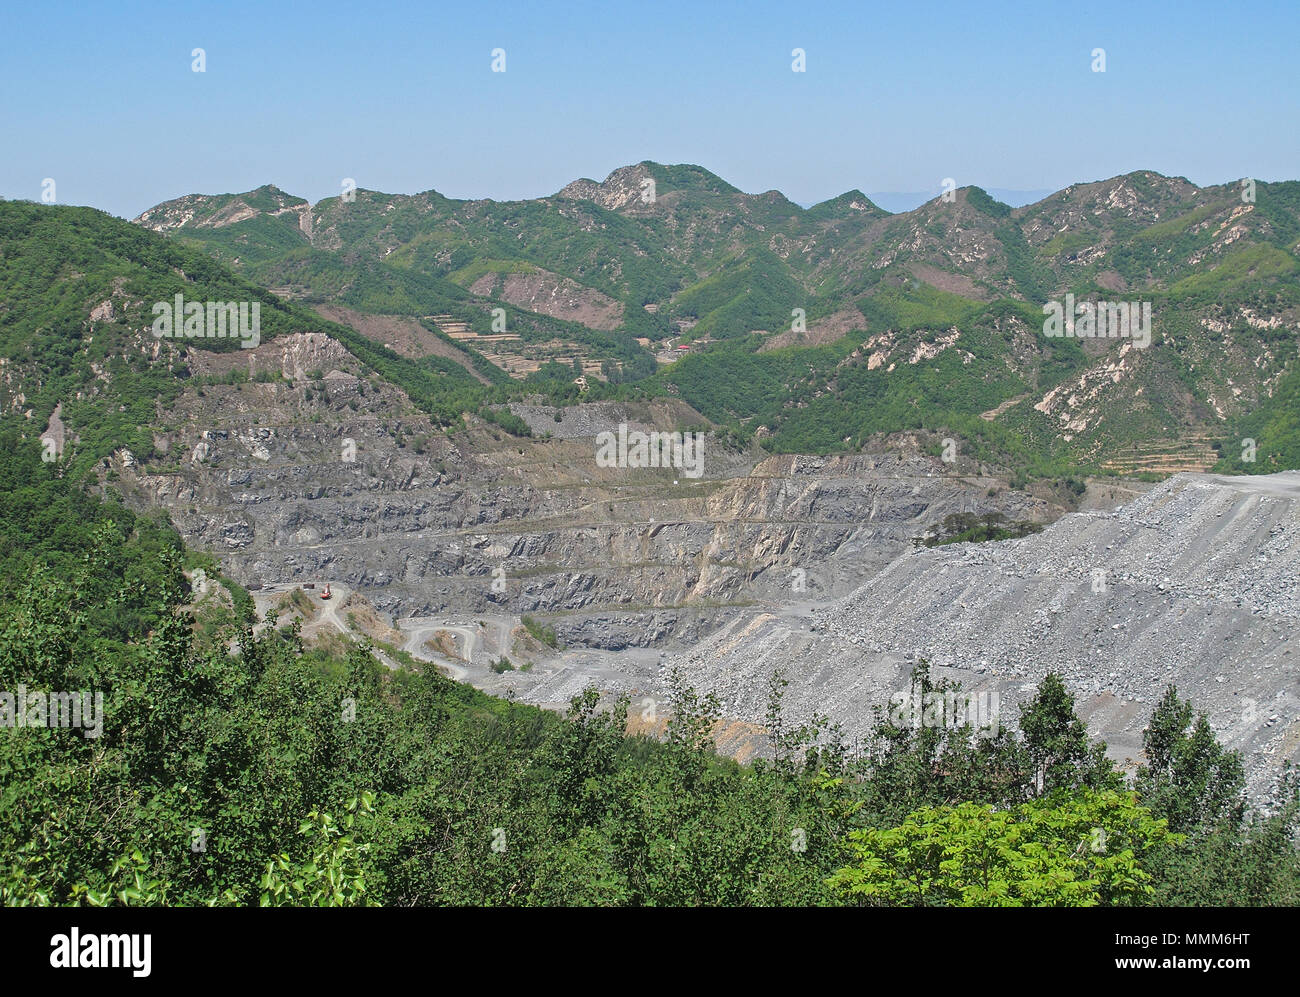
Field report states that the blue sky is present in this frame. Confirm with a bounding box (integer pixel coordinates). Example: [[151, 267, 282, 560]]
[[2, 0, 1297, 218]]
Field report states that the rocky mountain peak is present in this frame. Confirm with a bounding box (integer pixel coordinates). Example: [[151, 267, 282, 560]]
[[557, 163, 657, 210]]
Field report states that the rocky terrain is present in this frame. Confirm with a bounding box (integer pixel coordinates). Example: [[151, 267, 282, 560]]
[[131, 330, 1300, 804], [118, 335, 1058, 650], [661, 471, 1300, 801]]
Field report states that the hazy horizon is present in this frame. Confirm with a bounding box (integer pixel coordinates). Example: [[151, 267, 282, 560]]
[[3, 165, 1272, 223]]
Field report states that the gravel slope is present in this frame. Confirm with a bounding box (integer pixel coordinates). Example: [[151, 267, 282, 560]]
[[670, 472, 1300, 802]]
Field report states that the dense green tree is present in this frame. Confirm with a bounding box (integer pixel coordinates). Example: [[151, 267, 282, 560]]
[[1136, 685, 1246, 834], [1020, 672, 1120, 795], [828, 790, 1178, 907]]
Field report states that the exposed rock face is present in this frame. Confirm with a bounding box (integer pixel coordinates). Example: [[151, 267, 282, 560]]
[[468, 269, 625, 330], [668, 471, 1300, 802], [120, 340, 1057, 647], [134, 185, 308, 234], [506, 400, 715, 441], [309, 305, 493, 382], [1017, 173, 1199, 248], [143, 427, 1052, 643], [275, 332, 351, 381], [558, 164, 654, 211]]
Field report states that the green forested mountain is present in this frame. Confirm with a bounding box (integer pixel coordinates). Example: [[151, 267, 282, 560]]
[[4, 165, 1298, 497], [0, 200, 522, 470], [133, 163, 1300, 477]]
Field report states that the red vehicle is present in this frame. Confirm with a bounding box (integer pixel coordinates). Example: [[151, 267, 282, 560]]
[[320, 584, 332, 600]]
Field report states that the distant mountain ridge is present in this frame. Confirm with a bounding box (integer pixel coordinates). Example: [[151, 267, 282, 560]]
[[117, 161, 1300, 478], [865, 188, 1055, 213]]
